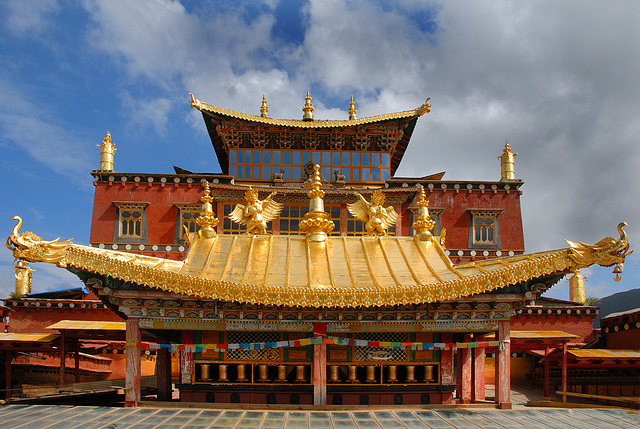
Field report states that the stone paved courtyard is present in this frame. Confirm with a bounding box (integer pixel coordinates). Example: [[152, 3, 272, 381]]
[[0, 404, 638, 429]]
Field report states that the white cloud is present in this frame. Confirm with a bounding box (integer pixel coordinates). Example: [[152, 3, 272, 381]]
[[3, 0, 59, 36]]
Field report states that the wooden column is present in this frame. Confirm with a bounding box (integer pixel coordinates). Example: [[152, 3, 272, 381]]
[[216, 201, 224, 234], [74, 338, 81, 383], [58, 331, 66, 386], [156, 346, 172, 401], [561, 341, 567, 403], [543, 346, 551, 400], [340, 204, 347, 236], [180, 331, 194, 385], [5, 350, 11, 399], [459, 346, 472, 404], [125, 318, 142, 407], [472, 346, 485, 402], [313, 323, 327, 405], [494, 320, 511, 409]]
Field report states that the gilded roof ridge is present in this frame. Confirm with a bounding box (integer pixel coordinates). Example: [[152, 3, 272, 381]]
[[189, 93, 430, 128]]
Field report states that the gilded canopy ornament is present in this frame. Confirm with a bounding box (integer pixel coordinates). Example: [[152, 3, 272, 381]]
[[97, 131, 116, 171], [299, 164, 335, 241], [412, 185, 436, 241], [6, 216, 72, 266], [229, 187, 282, 235], [194, 181, 219, 240], [348, 190, 400, 236], [416, 97, 431, 116]]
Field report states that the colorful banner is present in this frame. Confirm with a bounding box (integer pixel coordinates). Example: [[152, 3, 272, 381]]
[[125, 337, 499, 352]]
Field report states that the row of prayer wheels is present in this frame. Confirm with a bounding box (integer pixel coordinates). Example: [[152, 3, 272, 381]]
[[198, 363, 307, 383], [329, 365, 437, 383]]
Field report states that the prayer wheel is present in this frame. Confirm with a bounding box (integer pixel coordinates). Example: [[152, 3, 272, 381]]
[[295, 365, 306, 382], [329, 365, 340, 383], [366, 365, 376, 383], [236, 364, 248, 382], [387, 365, 398, 383], [258, 364, 269, 382], [277, 365, 287, 382], [348, 365, 358, 383], [200, 363, 211, 381], [424, 365, 435, 382], [405, 365, 416, 382], [217, 364, 228, 382]]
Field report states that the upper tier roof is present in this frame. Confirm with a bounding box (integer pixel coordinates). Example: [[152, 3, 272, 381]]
[[189, 93, 431, 176]]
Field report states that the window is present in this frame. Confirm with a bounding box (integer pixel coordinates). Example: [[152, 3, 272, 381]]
[[175, 203, 201, 243], [113, 202, 148, 243], [468, 210, 501, 248], [228, 148, 392, 184]]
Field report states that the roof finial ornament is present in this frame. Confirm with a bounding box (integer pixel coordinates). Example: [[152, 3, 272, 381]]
[[228, 188, 282, 235], [188, 93, 203, 110], [195, 181, 219, 239], [499, 141, 517, 181], [260, 94, 269, 118], [412, 185, 436, 241], [348, 95, 357, 120], [302, 90, 314, 121], [568, 270, 587, 304], [97, 131, 116, 171], [348, 190, 400, 236], [416, 97, 431, 116], [299, 164, 334, 241]]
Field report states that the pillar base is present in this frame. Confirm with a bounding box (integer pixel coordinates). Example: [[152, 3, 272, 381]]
[[497, 402, 512, 410]]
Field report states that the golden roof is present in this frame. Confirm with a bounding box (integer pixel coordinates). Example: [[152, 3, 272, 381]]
[[7, 215, 630, 308], [482, 330, 579, 340], [189, 93, 431, 129], [568, 349, 640, 359]]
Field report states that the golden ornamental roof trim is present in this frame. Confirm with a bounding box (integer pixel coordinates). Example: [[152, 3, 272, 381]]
[[189, 93, 431, 128]]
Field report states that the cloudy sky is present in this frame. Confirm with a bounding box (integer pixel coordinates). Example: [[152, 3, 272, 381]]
[[1, 0, 638, 303]]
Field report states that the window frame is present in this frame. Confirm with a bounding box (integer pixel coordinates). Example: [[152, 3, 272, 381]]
[[113, 202, 149, 244], [467, 209, 502, 249]]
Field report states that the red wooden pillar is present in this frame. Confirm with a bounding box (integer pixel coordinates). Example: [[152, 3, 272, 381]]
[[313, 323, 327, 405], [494, 320, 511, 409], [543, 346, 551, 400], [74, 338, 81, 383], [459, 346, 472, 404], [5, 350, 11, 399], [125, 318, 142, 407], [181, 331, 194, 385], [440, 332, 454, 404], [58, 331, 66, 386], [156, 346, 172, 401], [340, 204, 347, 236], [472, 346, 485, 402], [561, 342, 567, 403]]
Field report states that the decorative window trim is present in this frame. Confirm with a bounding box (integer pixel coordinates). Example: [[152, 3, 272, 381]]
[[468, 209, 502, 249], [113, 202, 149, 244], [174, 203, 202, 243]]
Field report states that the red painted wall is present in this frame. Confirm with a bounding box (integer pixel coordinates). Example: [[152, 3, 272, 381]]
[[510, 314, 597, 343]]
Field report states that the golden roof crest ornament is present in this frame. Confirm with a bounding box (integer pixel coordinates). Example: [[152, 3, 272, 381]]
[[348, 95, 357, 120], [348, 190, 400, 236], [416, 98, 431, 116], [299, 164, 335, 241], [412, 185, 436, 241], [6, 216, 72, 266], [566, 222, 633, 278], [229, 187, 282, 235], [194, 181, 219, 239], [188, 93, 203, 110], [260, 94, 269, 118], [302, 90, 314, 121], [499, 141, 517, 181], [97, 131, 116, 171]]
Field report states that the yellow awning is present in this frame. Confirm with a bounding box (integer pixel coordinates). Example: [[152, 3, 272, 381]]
[[0, 333, 59, 342], [569, 349, 640, 359], [47, 320, 125, 331]]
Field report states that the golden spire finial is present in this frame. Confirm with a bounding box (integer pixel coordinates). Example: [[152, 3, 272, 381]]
[[416, 97, 431, 115], [299, 164, 334, 241], [97, 131, 116, 171], [348, 95, 357, 120], [188, 93, 203, 110], [260, 94, 269, 118], [568, 270, 587, 304], [499, 141, 517, 181], [302, 90, 314, 121], [195, 181, 219, 239], [412, 185, 436, 242]]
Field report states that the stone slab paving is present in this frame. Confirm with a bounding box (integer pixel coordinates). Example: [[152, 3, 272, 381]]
[[0, 405, 638, 429]]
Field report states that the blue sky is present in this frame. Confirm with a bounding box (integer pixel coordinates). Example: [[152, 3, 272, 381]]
[[1, 0, 639, 305]]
